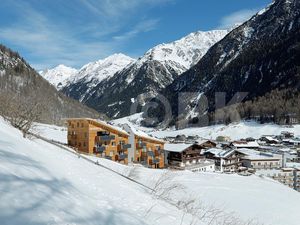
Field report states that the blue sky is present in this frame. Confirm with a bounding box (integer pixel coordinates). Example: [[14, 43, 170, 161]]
[[0, 0, 271, 70]]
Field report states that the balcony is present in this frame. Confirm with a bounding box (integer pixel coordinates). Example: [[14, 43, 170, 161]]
[[118, 154, 128, 161], [150, 159, 160, 165], [147, 151, 154, 157], [94, 146, 106, 153], [97, 135, 115, 141], [117, 144, 131, 151], [136, 142, 147, 149]]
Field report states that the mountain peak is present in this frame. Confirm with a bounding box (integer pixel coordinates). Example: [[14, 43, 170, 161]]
[[40, 65, 77, 89]]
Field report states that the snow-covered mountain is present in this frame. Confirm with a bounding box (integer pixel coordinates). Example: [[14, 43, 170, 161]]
[[154, 0, 300, 128], [40, 64, 78, 90], [62, 30, 228, 118], [41, 53, 134, 95], [138, 30, 229, 75]]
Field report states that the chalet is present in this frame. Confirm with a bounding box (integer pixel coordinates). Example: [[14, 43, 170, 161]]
[[259, 136, 280, 144], [195, 139, 217, 148], [67, 118, 131, 164], [123, 124, 165, 169], [164, 143, 215, 172], [204, 148, 247, 172]]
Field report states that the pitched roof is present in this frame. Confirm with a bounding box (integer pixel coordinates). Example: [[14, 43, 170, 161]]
[[164, 143, 193, 153], [66, 118, 129, 136]]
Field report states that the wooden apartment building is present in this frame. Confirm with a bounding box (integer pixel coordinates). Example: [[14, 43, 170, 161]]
[[67, 119, 165, 168], [67, 118, 131, 164], [123, 124, 165, 168]]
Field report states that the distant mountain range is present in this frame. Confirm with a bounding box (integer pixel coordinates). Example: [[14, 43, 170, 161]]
[[42, 30, 228, 118], [39, 0, 300, 127]]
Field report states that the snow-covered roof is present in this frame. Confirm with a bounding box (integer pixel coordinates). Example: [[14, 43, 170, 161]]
[[66, 118, 129, 136], [237, 148, 282, 161], [204, 148, 238, 158], [262, 136, 279, 142], [123, 123, 164, 143], [231, 141, 260, 148], [164, 143, 193, 152]]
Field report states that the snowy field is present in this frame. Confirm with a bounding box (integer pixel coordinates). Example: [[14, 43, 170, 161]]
[[112, 114, 300, 140], [0, 119, 294, 224]]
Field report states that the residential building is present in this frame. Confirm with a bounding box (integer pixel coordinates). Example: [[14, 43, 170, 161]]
[[165, 143, 206, 169], [204, 148, 246, 172], [67, 119, 165, 168], [123, 124, 165, 168], [257, 168, 300, 191], [67, 118, 131, 164], [240, 150, 282, 170]]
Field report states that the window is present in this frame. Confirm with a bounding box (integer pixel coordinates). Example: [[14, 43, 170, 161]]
[[83, 142, 86, 147], [84, 132, 87, 138], [77, 122, 79, 127], [112, 142, 116, 146], [72, 124, 74, 128], [81, 123, 84, 128], [110, 151, 114, 157]]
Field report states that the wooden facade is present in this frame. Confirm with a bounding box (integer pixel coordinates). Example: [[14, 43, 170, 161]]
[[134, 135, 165, 168], [67, 119, 165, 168], [67, 119, 130, 164], [166, 144, 205, 168]]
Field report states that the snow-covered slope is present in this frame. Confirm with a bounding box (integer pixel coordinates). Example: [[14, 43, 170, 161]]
[[27, 120, 300, 225], [40, 65, 78, 90], [68, 53, 135, 88], [137, 30, 229, 75]]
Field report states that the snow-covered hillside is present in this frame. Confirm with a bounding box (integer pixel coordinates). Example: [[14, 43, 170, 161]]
[[23, 120, 300, 225], [137, 30, 229, 75], [40, 64, 78, 90]]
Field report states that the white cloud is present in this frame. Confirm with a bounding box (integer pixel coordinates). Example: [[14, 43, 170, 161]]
[[0, 0, 170, 70], [113, 19, 160, 41], [218, 9, 259, 29]]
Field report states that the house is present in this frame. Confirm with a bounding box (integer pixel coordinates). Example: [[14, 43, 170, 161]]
[[281, 131, 294, 139], [257, 168, 300, 191], [123, 124, 165, 169], [238, 148, 282, 170], [196, 139, 217, 148], [216, 136, 231, 142], [259, 136, 280, 144], [66, 118, 131, 164], [165, 143, 214, 171], [204, 148, 247, 173]]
